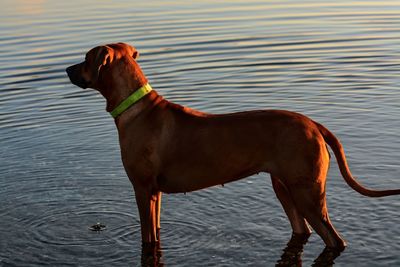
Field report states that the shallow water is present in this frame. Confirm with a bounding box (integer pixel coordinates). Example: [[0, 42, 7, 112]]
[[1, 0, 400, 266]]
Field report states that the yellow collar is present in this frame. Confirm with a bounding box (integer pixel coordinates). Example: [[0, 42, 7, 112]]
[[109, 83, 152, 118]]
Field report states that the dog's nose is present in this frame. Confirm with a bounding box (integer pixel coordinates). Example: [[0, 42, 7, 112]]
[[66, 66, 73, 76]]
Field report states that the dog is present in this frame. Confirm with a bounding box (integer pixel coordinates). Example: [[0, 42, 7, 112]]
[[66, 42, 400, 254]]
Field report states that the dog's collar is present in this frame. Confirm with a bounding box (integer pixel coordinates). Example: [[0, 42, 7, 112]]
[[110, 83, 153, 118]]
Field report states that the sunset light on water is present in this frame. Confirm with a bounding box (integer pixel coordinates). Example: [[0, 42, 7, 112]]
[[1, 1, 399, 266]]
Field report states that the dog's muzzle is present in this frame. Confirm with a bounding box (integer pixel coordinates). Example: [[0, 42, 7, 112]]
[[66, 63, 88, 89]]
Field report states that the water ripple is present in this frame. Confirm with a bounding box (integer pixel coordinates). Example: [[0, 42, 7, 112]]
[[1, 0, 400, 266]]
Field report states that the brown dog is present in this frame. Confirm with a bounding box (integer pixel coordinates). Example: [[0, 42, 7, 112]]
[[66, 42, 400, 253]]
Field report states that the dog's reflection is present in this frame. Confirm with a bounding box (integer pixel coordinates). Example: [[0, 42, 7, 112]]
[[276, 233, 310, 266], [141, 241, 164, 267], [311, 246, 342, 267], [139, 234, 343, 267], [275, 233, 343, 267]]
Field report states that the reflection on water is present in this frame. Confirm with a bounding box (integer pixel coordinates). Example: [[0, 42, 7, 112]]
[[10, 0, 46, 15], [142, 242, 164, 267], [140, 235, 343, 267], [311, 247, 342, 267], [1, 0, 400, 266], [276, 233, 310, 267]]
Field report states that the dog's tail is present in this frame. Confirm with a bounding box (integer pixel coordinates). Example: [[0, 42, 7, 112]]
[[315, 121, 400, 197]]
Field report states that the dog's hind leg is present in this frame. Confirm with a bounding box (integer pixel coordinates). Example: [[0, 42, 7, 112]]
[[272, 175, 311, 266], [272, 175, 311, 237], [288, 180, 346, 265], [288, 179, 346, 251]]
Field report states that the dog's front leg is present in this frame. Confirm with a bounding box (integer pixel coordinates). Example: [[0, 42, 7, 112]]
[[155, 191, 162, 237], [134, 186, 159, 244]]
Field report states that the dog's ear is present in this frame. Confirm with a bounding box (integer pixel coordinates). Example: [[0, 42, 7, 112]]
[[130, 46, 139, 60], [116, 42, 139, 60], [132, 49, 139, 60], [88, 45, 112, 82]]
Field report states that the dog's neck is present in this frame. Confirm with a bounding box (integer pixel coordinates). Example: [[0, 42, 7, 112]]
[[109, 83, 153, 118], [113, 89, 163, 128], [99, 60, 152, 113]]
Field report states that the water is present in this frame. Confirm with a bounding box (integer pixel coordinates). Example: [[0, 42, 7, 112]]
[[1, 0, 400, 266]]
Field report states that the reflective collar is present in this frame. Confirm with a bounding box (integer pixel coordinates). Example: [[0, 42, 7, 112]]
[[109, 83, 152, 118]]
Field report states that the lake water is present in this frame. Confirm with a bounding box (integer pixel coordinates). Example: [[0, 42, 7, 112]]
[[1, 0, 400, 266]]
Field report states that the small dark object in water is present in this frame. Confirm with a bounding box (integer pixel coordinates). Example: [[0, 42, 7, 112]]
[[89, 222, 106, 231]]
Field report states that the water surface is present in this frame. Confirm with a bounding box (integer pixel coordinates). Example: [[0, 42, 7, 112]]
[[1, 0, 400, 266]]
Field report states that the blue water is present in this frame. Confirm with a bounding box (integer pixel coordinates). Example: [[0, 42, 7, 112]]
[[1, 0, 400, 266]]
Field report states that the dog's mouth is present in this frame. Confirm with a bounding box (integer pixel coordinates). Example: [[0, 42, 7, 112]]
[[66, 64, 89, 89], [70, 77, 89, 89]]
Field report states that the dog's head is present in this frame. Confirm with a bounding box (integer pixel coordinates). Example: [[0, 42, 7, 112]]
[[66, 42, 139, 90]]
